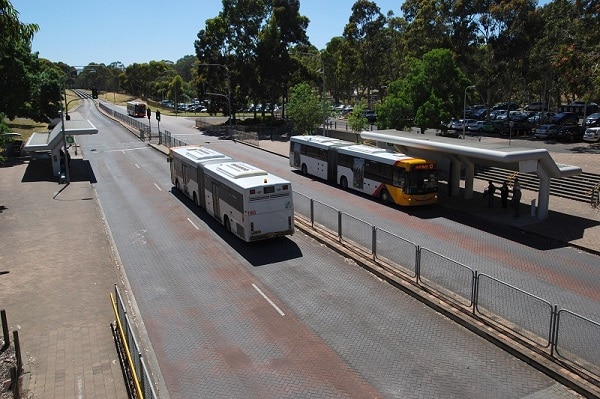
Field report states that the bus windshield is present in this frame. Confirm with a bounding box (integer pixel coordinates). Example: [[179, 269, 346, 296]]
[[405, 170, 438, 195]]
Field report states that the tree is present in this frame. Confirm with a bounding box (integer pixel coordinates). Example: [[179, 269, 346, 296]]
[[195, 0, 309, 118], [0, 0, 40, 120], [377, 49, 469, 132], [347, 101, 369, 132], [342, 0, 387, 107], [287, 83, 322, 135], [168, 75, 184, 107]]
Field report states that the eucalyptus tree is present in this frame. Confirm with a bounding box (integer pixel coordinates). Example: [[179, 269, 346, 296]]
[[342, 0, 388, 108], [534, 0, 599, 104], [400, 0, 454, 59], [195, 0, 309, 119]]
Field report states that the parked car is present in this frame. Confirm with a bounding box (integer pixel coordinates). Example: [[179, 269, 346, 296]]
[[467, 121, 486, 133], [555, 124, 585, 142], [449, 118, 477, 131], [499, 120, 533, 136], [583, 127, 600, 142], [584, 112, 600, 127], [524, 102, 549, 111], [492, 101, 519, 111], [551, 112, 580, 125], [362, 110, 377, 123], [528, 111, 555, 125], [489, 109, 509, 120], [484, 120, 504, 134], [534, 124, 560, 139]]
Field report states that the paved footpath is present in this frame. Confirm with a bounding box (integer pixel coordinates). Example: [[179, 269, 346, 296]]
[[0, 156, 128, 399]]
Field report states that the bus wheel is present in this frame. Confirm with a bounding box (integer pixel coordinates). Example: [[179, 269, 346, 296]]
[[301, 164, 308, 175], [224, 216, 232, 233], [340, 176, 348, 189], [381, 189, 392, 204]]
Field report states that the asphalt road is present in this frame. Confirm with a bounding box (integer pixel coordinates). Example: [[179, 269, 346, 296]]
[[77, 100, 593, 398]]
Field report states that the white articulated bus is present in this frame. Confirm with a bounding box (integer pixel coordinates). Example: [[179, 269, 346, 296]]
[[289, 135, 352, 181], [290, 135, 438, 206], [170, 146, 294, 241], [170, 146, 233, 208]]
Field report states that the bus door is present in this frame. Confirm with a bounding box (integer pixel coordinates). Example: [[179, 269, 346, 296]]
[[327, 148, 338, 183], [182, 164, 189, 196], [197, 169, 206, 209], [211, 182, 221, 221]]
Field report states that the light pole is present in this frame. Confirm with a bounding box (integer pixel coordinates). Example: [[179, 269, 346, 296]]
[[199, 63, 232, 134], [463, 85, 476, 139]]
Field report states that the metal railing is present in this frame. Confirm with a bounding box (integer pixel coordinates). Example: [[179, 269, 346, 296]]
[[110, 285, 158, 399], [293, 191, 600, 380]]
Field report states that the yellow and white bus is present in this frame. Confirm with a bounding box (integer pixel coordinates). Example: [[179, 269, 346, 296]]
[[170, 146, 294, 241], [290, 136, 438, 206]]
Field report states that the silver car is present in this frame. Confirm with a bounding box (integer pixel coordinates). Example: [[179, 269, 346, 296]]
[[583, 127, 600, 142], [533, 124, 559, 139]]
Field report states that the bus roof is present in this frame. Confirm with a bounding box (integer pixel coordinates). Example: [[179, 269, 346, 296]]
[[170, 146, 232, 165], [290, 135, 352, 149], [338, 144, 431, 165], [204, 161, 290, 189]]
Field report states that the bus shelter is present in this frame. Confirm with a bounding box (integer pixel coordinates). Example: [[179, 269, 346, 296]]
[[24, 114, 97, 178], [360, 130, 582, 220]]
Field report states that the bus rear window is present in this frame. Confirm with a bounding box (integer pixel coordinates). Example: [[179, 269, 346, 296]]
[[264, 186, 275, 194]]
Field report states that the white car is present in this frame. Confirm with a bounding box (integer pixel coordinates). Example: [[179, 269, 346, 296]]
[[450, 118, 477, 131], [583, 127, 600, 142]]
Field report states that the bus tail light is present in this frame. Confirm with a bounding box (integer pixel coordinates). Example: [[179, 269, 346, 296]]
[[282, 184, 289, 190]]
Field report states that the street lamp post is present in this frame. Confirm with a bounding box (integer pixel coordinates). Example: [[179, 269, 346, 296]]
[[463, 85, 476, 140], [199, 63, 232, 135]]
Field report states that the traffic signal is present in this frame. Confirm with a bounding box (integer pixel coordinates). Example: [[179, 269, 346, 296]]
[[156, 109, 161, 121], [147, 108, 151, 118], [91, 88, 98, 99]]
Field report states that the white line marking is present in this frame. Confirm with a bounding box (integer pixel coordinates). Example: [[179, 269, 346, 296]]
[[187, 218, 199, 230], [252, 284, 285, 316], [154, 183, 162, 191], [134, 163, 140, 169]]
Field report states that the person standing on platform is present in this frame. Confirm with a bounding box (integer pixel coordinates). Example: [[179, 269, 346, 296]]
[[512, 179, 522, 217], [486, 180, 496, 208], [500, 181, 509, 208]]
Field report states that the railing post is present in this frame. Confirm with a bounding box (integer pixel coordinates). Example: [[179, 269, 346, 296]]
[[371, 226, 377, 260], [13, 330, 22, 374], [310, 199, 314, 227], [472, 271, 479, 315], [10, 366, 19, 399], [337, 211, 342, 241], [1, 309, 9, 350], [550, 305, 559, 357], [415, 246, 421, 283]]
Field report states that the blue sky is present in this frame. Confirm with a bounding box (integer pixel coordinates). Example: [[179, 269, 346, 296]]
[[12, 0, 548, 67]]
